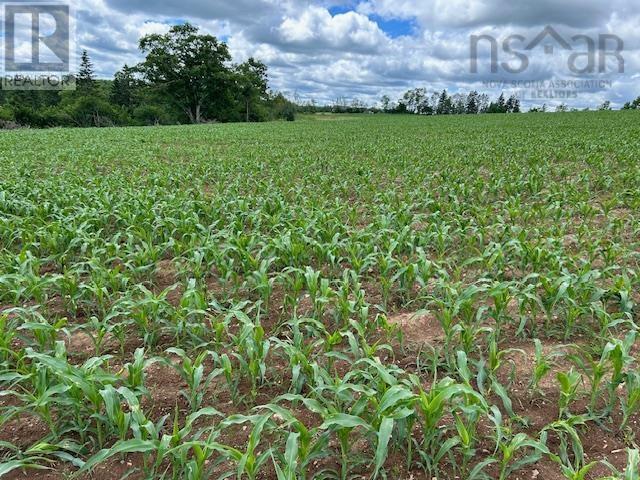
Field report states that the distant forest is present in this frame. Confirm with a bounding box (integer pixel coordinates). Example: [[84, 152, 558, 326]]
[[299, 90, 640, 115], [0, 22, 639, 129]]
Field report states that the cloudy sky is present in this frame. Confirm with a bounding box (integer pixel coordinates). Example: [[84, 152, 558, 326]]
[[72, 0, 639, 108]]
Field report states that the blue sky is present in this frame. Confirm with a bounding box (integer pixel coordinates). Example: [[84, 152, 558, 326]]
[[328, 6, 416, 38], [71, 0, 640, 109]]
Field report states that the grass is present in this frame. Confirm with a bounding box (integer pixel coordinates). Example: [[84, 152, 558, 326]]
[[0, 111, 640, 479]]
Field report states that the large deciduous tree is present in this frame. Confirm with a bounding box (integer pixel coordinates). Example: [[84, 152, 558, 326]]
[[137, 23, 231, 123]]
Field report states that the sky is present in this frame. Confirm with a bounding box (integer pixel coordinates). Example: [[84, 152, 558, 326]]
[[69, 0, 640, 108]]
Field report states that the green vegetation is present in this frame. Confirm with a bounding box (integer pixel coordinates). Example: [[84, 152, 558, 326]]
[[1, 111, 640, 479], [0, 24, 296, 129]]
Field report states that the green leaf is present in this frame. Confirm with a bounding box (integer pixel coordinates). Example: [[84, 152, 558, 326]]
[[80, 439, 157, 472], [373, 417, 394, 479]]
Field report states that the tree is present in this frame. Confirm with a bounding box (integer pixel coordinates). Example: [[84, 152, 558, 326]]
[[77, 50, 95, 93], [451, 93, 466, 114], [380, 95, 391, 112], [269, 92, 296, 121], [235, 58, 268, 122], [598, 100, 612, 111], [478, 93, 490, 113], [466, 91, 479, 114], [511, 96, 521, 113], [505, 94, 520, 113], [622, 97, 639, 110], [111, 65, 138, 109], [394, 101, 408, 114], [137, 23, 232, 123], [436, 90, 452, 115], [402, 88, 428, 114], [497, 93, 506, 113]]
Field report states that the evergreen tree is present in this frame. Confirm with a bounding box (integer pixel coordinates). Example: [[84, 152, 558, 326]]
[[505, 94, 520, 113], [77, 50, 95, 93], [465, 91, 479, 114], [497, 93, 506, 113], [505, 96, 514, 113], [512, 96, 521, 113], [436, 90, 452, 115], [111, 65, 137, 108]]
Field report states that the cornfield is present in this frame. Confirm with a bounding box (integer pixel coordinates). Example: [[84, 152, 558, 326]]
[[1, 111, 640, 479]]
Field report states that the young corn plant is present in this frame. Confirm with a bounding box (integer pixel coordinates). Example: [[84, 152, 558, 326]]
[[0, 440, 84, 478], [0, 314, 20, 369], [569, 331, 636, 416], [81, 405, 223, 478], [14, 307, 68, 354], [495, 431, 552, 480], [529, 338, 566, 396], [412, 376, 487, 478], [261, 403, 330, 479], [164, 347, 222, 413], [271, 318, 323, 395], [212, 352, 240, 404], [318, 384, 416, 480], [543, 416, 591, 477], [172, 278, 209, 347], [557, 369, 582, 419], [229, 312, 271, 401], [621, 370, 640, 432], [304, 267, 333, 320], [219, 414, 273, 480], [122, 347, 156, 396], [600, 449, 639, 480], [248, 258, 275, 312]]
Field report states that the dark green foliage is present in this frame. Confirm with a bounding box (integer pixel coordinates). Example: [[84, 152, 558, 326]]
[[0, 24, 292, 128], [77, 50, 96, 93], [136, 23, 232, 123], [110, 65, 138, 109], [383, 89, 522, 115], [622, 96, 640, 110], [268, 93, 297, 121]]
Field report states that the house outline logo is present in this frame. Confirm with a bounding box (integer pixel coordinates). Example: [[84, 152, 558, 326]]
[[525, 26, 572, 55]]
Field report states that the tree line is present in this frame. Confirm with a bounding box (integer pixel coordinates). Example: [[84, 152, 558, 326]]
[[378, 89, 640, 115], [0, 24, 296, 128], [383, 89, 521, 115], [0, 22, 638, 128], [295, 90, 640, 116]]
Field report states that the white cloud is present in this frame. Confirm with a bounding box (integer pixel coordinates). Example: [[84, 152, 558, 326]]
[[65, 0, 639, 108], [278, 7, 388, 52]]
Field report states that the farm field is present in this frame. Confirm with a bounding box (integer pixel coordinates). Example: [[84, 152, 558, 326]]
[[1, 112, 640, 479]]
